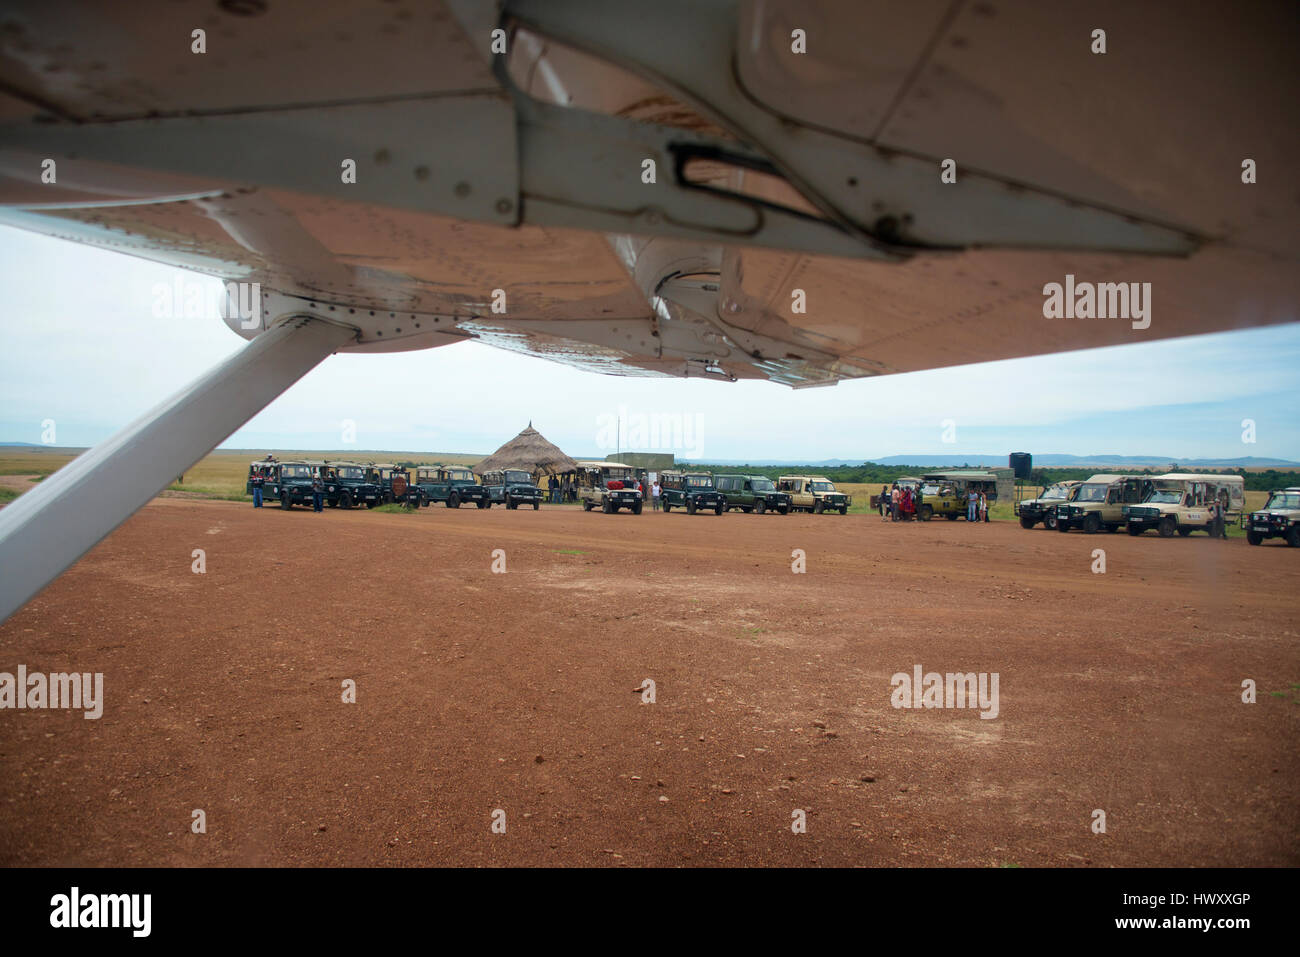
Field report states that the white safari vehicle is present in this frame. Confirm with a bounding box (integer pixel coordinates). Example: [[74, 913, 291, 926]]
[[1124, 473, 1245, 537]]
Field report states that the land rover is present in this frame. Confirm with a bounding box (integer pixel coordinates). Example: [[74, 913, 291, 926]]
[[482, 468, 543, 510], [366, 463, 425, 507], [322, 461, 381, 509], [660, 471, 724, 514], [416, 465, 490, 508], [267, 461, 317, 509], [1246, 487, 1300, 547], [576, 462, 643, 514], [714, 474, 792, 514], [777, 475, 849, 514]]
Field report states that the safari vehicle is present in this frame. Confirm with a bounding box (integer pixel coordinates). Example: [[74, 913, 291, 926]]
[[777, 475, 849, 514], [257, 460, 318, 510], [1124, 473, 1245, 537], [322, 461, 381, 509], [1245, 487, 1300, 547], [365, 463, 424, 507], [415, 465, 489, 509], [713, 474, 791, 514], [1015, 480, 1082, 530], [660, 470, 724, 514], [482, 468, 543, 510], [912, 478, 965, 521], [1056, 474, 1153, 533], [576, 461, 643, 514]]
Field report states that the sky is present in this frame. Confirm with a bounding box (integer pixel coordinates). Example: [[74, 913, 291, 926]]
[[1, 228, 1297, 464]]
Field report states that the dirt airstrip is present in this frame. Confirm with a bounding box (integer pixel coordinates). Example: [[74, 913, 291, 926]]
[[0, 498, 1296, 866]]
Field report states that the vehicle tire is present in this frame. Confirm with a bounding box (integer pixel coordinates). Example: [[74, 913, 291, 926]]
[[663, 502, 671, 512], [1020, 516, 1035, 530], [338, 493, 352, 510], [448, 492, 460, 508], [778, 506, 789, 515], [533, 501, 539, 510], [715, 503, 724, 515], [366, 500, 377, 509], [814, 501, 823, 514], [484, 501, 492, 509], [1178, 527, 1193, 537], [583, 500, 592, 511], [1287, 526, 1300, 548], [476, 500, 487, 509], [611, 504, 620, 513], [280, 493, 291, 510], [632, 502, 643, 514], [1083, 513, 1101, 534], [839, 506, 848, 515], [1044, 513, 1058, 530], [1058, 519, 1070, 532], [1246, 530, 1262, 546], [946, 513, 959, 521], [1106, 524, 1119, 533], [755, 500, 766, 514], [602, 498, 612, 514], [1158, 516, 1176, 538], [1128, 524, 1143, 536], [686, 500, 696, 515], [919, 505, 933, 521]]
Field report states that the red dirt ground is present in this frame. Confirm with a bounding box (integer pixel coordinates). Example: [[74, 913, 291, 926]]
[[0, 498, 1296, 866]]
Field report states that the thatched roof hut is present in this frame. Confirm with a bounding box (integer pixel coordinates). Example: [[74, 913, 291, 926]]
[[474, 423, 578, 477]]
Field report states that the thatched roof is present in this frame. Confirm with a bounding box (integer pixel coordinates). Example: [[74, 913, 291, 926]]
[[474, 423, 578, 476]]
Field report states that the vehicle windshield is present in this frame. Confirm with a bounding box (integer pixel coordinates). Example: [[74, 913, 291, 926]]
[[685, 476, 712, 487], [282, 465, 313, 478], [751, 478, 775, 492], [1146, 489, 1183, 504], [1265, 491, 1300, 510], [446, 469, 473, 482], [1075, 484, 1108, 502], [920, 484, 940, 496], [504, 470, 532, 484], [811, 481, 835, 492], [1042, 484, 1070, 499], [605, 471, 634, 484], [335, 467, 363, 480]]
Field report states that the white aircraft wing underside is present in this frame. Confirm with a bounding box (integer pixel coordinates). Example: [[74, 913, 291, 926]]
[[0, 0, 1295, 388]]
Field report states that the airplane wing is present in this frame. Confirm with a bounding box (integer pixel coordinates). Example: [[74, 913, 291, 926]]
[[0, 0, 1295, 619]]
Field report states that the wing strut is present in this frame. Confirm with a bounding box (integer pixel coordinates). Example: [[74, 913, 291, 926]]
[[0, 315, 355, 623]]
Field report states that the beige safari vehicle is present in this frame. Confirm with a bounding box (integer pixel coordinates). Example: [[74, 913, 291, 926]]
[[575, 461, 643, 514], [1125, 473, 1244, 537], [1055, 474, 1153, 533], [776, 475, 850, 514]]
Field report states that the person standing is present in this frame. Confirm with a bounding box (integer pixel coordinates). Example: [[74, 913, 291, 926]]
[[312, 472, 324, 512], [979, 490, 989, 523], [967, 487, 979, 522], [1212, 494, 1226, 539], [251, 468, 264, 508], [651, 480, 661, 511], [914, 484, 924, 521], [879, 485, 889, 522], [890, 484, 900, 522]]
